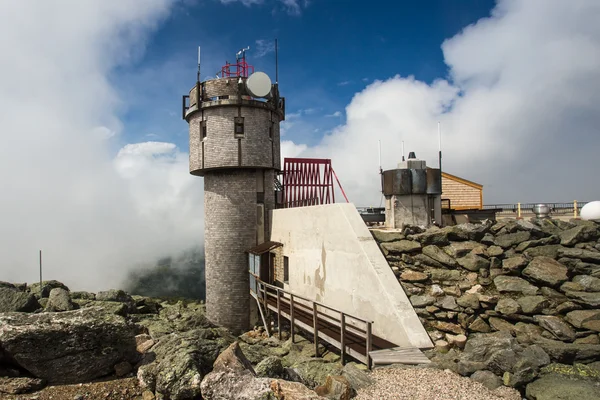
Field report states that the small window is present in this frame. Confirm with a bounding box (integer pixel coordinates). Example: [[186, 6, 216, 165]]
[[201, 120, 207, 139], [234, 117, 244, 137], [283, 256, 289, 283]]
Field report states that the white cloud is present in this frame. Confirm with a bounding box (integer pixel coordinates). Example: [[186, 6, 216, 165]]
[[325, 111, 342, 118], [0, 0, 206, 291], [254, 39, 275, 58], [282, 0, 600, 205], [279, 0, 302, 15], [337, 81, 351, 86]]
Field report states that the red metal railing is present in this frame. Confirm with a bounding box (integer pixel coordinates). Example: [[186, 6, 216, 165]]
[[282, 158, 349, 208], [220, 60, 254, 78]]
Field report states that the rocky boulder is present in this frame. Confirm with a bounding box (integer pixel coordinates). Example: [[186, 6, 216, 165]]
[[0, 307, 138, 384], [0, 286, 39, 313], [138, 328, 235, 400], [522, 257, 569, 287], [28, 280, 69, 299], [46, 287, 75, 311]]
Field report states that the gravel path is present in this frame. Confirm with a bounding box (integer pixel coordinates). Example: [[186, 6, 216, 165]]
[[355, 367, 521, 400]]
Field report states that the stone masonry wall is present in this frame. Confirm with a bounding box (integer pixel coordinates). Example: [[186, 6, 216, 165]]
[[372, 218, 600, 392], [204, 170, 258, 333]]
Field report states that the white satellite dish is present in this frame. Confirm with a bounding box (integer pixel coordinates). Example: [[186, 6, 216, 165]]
[[581, 201, 600, 221], [245, 72, 272, 98]]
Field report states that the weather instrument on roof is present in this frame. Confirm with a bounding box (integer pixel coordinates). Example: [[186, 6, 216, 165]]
[[246, 72, 272, 98]]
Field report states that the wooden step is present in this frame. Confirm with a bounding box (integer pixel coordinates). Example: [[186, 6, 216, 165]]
[[369, 346, 431, 366]]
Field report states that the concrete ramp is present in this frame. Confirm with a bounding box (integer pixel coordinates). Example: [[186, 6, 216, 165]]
[[270, 203, 432, 349]]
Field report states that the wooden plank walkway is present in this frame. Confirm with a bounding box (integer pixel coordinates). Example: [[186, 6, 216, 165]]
[[251, 274, 429, 368]]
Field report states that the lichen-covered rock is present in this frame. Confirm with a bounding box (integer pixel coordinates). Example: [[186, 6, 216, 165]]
[[494, 275, 539, 296], [139, 328, 235, 400], [410, 294, 435, 307], [255, 356, 284, 378], [495, 298, 522, 316], [46, 287, 75, 311], [422, 245, 459, 267], [96, 289, 133, 303], [71, 291, 95, 300], [522, 257, 569, 287], [517, 296, 549, 314], [573, 275, 600, 292], [399, 270, 428, 282], [525, 374, 600, 400], [315, 375, 352, 400], [457, 254, 489, 272], [287, 360, 343, 389], [495, 231, 531, 248], [534, 316, 576, 342], [470, 370, 502, 390], [28, 280, 69, 299], [564, 291, 600, 307], [381, 240, 421, 255], [0, 307, 138, 384], [565, 310, 600, 328], [559, 225, 599, 247], [370, 230, 404, 243], [502, 255, 528, 272], [443, 241, 483, 258], [0, 286, 39, 313]]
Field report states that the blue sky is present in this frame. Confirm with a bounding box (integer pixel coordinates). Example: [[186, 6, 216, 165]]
[[113, 0, 495, 151]]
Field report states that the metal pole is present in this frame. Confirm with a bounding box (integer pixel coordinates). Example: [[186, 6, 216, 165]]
[[275, 38, 279, 84], [313, 302, 319, 357], [340, 313, 346, 365], [39, 250, 42, 288], [574, 200, 578, 219], [517, 202, 522, 219]]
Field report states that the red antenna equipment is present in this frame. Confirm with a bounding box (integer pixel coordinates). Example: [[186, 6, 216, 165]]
[[220, 46, 254, 78]]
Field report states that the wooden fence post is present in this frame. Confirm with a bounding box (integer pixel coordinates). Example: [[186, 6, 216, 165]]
[[277, 290, 281, 340], [366, 322, 373, 369], [517, 202, 522, 219], [340, 313, 346, 365], [313, 303, 319, 357], [290, 294, 295, 343]]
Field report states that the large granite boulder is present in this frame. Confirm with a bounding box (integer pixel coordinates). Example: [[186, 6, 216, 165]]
[[138, 328, 235, 400], [0, 307, 138, 384], [0, 286, 39, 313], [28, 280, 69, 299], [46, 287, 75, 311]]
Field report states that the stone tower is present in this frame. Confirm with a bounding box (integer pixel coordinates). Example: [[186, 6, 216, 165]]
[[183, 52, 284, 332]]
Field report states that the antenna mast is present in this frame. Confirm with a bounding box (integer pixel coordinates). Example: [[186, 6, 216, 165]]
[[275, 39, 279, 84], [197, 46, 201, 83], [438, 122, 442, 170], [402, 140, 405, 162]]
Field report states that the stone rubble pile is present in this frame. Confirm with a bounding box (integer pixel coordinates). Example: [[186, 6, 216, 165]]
[[373, 217, 600, 397]]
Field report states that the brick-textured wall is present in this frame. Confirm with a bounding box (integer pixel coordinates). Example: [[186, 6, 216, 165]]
[[204, 170, 257, 332], [442, 177, 482, 209], [188, 106, 281, 175]]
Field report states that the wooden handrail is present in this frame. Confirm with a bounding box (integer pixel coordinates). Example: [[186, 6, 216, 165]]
[[250, 273, 374, 367]]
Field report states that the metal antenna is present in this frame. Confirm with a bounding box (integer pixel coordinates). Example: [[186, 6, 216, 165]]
[[378, 140, 382, 174], [402, 141, 405, 162], [438, 121, 442, 170], [39, 250, 42, 288], [275, 38, 279, 84], [197, 46, 201, 83]]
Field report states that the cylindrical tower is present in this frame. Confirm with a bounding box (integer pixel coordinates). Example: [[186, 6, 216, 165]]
[[183, 54, 284, 333]]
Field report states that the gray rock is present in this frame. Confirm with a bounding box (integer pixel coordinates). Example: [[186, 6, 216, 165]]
[[502, 255, 528, 272], [560, 225, 599, 247], [96, 289, 133, 303], [525, 374, 600, 400], [564, 291, 600, 307], [409, 227, 451, 246], [443, 241, 483, 258], [494, 275, 539, 296], [522, 257, 569, 287], [487, 245, 504, 257], [28, 280, 69, 299], [380, 240, 421, 255], [457, 294, 480, 310], [556, 301, 582, 314], [517, 296, 549, 314], [255, 356, 284, 378], [565, 310, 600, 328], [413, 254, 445, 268], [573, 275, 600, 292], [470, 370, 502, 390], [0, 287, 40, 313], [399, 270, 429, 282], [141, 330, 235, 399], [410, 295, 435, 307], [524, 245, 565, 259], [540, 286, 568, 303], [495, 231, 531, 249], [0, 377, 46, 395], [469, 317, 491, 333], [287, 359, 343, 389], [370, 230, 404, 243], [495, 298, 522, 316], [520, 344, 551, 369], [46, 287, 75, 312], [422, 245, 458, 267], [0, 307, 139, 384], [437, 296, 460, 311], [558, 248, 600, 264], [70, 291, 95, 300], [535, 338, 600, 364], [341, 363, 375, 391], [457, 254, 489, 272], [535, 316, 576, 342], [428, 269, 462, 281], [514, 322, 544, 345]]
